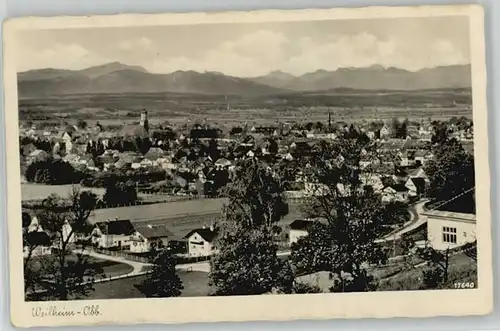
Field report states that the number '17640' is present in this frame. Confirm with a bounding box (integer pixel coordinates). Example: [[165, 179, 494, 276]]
[[454, 282, 475, 289]]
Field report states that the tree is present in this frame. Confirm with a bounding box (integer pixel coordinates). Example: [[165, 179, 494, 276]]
[[86, 140, 105, 158], [425, 138, 475, 213], [391, 118, 401, 138], [135, 137, 152, 155], [209, 158, 294, 295], [229, 126, 243, 136], [417, 245, 451, 289], [137, 246, 183, 298], [76, 119, 88, 130], [103, 180, 138, 206], [290, 134, 399, 292], [431, 121, 450, 144], [400, 118, 409, 138], [24, 188, 100, 300], [25, 159, 81, 185], [383, 201, 410, 226], [206, 139, 220, 160]]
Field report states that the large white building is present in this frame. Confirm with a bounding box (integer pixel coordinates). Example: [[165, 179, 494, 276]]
[[184, 227, 218, 257], [423, 210, 476, 251]]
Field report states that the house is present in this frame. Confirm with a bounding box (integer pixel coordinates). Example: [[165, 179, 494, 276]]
[[419, 133, 433, 142], [289, 219, 316, 245], [303, 181, 330, 197], [28, 149, 50, 164], [382, 184, 409, 203], [250, 126, 277, 135], [184, 227, 218, 257], [405, 177, 426, 199], [423, 210, 476, 251], [91, 219, 136, 249], [22, 143, 37, 157], [399, 151, 411, 166], [414, 150, 428, 166], [380, 124, 391, 138], [360, 174, 385, 193], [56, 219, 75, 248], [392, 166, 409, 183], [409, 167, 428, 182], [61, 126, 76, 153], [129, 223, 175, 253], [306, 133, 337, 140]]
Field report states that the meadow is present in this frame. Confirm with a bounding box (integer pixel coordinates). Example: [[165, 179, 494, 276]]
[[18, 88, 473, 128], [87, 271, 211, 299]]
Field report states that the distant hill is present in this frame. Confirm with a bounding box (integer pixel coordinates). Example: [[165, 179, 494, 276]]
[[80, 62, 148, 79], [249, 70, 297, 89], [18, 62, 471, 97], [18, 63, 287, 97], [248, 64, 471, 91]]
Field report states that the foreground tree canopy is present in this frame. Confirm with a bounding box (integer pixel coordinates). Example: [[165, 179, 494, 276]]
[[291, 133, 402, 292], [138, 246, 183, 298], [209, 158, 294, 295], [24, 188, 100, 301], [425, 136, 475, 213]]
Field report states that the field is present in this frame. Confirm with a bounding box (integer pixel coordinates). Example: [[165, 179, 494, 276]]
[[21, 183, 106, 201], [21, 183, 164, 202], [19, 89, 473, 128], [87, 271, 211, 299], [86, 198, 303, 239], [66, 254, 134, 278]]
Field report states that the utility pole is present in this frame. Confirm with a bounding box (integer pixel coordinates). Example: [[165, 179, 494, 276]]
[[393, 232, 396, 258]]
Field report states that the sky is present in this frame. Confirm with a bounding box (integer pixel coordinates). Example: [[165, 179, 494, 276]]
[[16, 16, 470, 77]]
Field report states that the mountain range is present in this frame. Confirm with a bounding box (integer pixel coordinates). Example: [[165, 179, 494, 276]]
[[18, 62, 471, 97]]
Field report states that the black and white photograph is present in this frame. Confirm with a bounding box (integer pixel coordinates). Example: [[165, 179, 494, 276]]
[[3, 4, 492, 327]]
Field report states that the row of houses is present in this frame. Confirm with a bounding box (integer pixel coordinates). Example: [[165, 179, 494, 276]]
[[23, 215, 219, 258]]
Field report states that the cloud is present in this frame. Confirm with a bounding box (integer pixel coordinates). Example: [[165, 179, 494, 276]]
[[116, 37, 154, 52], [145, 30, 470, 77], [17, 43, 111, 72]]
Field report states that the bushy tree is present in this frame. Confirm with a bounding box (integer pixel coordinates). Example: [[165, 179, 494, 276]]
[[431, 121, 450, 144], [135, 137, 152, 155], [76, 119, 88, 130], [138, 247, 183, 298], [103, 180, 138, 206], [417, 246, 450, 289], [24, 188, 100, 300], [25, 159, 81, 185], [290, 134, 400, 292], [209, 158, 294, 295], [425, 138, 475, 213]]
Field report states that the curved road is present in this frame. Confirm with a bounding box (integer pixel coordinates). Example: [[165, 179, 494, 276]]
[[375, 199, 429, 243]]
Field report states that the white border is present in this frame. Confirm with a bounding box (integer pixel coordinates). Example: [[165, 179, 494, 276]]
[[2, 4, 492, 328]]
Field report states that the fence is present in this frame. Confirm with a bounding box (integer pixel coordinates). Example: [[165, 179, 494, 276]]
[[92, 248, 150, 263], [92, 247, 213, 265]]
